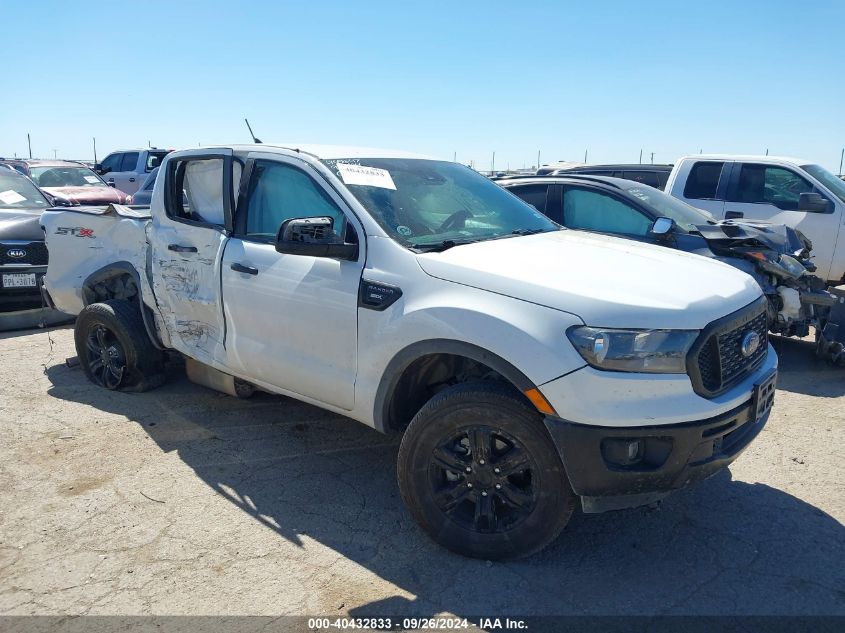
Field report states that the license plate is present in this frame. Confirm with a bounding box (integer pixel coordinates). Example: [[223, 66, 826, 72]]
[[752, 369, 777, 422], [1, 273, 37, 288]]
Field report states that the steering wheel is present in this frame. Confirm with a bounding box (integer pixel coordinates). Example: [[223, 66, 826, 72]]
[[438, 209, 474, 232]]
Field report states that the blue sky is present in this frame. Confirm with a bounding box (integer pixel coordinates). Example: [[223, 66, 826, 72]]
[[3, 0, 844, 172]]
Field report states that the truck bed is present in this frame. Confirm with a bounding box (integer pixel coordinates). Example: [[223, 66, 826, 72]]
[[41, 204, 152, 315]]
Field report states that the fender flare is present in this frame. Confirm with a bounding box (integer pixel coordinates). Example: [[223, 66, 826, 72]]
[[372, 339, 536, 433], [81, 262, 165, 350]]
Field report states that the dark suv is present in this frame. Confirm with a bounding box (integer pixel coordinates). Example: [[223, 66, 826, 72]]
[[537, 164, 673, 189], [0, 167, 52, 312]]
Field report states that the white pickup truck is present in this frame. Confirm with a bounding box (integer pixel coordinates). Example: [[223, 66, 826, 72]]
[[665, 155, 845, 283], [41, 144, 777, 559]]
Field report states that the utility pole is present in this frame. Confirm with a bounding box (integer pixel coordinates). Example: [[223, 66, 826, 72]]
[[453, 151, 456, 162], [537, 150, 541, 170], [584, 149, 588, 163], [93, 137, 97, 164], [839, 148, 844, 176], [492, 151, 495, 174], [765, 148, 769, 156], [53, 149, 57, 159], [27, 133, 32, 158], [650, 152, 655, 164], [639, 149, 643, 164]]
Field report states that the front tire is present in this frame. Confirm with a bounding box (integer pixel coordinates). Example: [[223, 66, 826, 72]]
[[397, 382, 575, 559], [74, 300, 165, 392]]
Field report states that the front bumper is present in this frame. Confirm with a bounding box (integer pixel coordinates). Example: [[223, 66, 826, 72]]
[[544, 368, 776, 513]]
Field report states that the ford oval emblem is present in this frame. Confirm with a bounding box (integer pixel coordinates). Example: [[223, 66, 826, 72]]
[[7, 248, 26, 259], [741, 331, 761, 358]]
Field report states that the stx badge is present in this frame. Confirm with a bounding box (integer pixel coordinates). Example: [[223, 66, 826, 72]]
[[56, 227, 95, 238]]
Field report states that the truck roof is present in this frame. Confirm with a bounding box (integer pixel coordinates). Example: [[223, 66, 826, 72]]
[[221, 143, 440, 161], [679, 154, 811, 166]]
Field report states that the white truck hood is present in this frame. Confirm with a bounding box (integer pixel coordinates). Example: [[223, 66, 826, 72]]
[[416, 230, 762, 330]]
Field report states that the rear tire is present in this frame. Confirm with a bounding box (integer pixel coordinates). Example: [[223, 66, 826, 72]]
[[397, 381, 575, 559], [74, 300, 165, 392]]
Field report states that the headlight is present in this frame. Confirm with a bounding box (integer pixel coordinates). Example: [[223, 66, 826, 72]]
[[777, 254, 806, 278], [566, 326, 698, 373]]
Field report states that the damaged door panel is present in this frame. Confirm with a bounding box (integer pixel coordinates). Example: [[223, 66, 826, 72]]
[[147, 149, 241, 365]]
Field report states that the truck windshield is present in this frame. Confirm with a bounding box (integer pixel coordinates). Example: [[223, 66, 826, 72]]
[[802, 164, 845, 204], [0, 170, 50, 209], [29, 166, 107, 188], [620, 182, 716, 231], [321, 158, 558, 249]]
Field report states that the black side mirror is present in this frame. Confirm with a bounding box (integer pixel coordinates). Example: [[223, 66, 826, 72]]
[[96, 164, 110, 175], [275, 216, 358, 260], [799, 192, 831, 213], [107, 182, 115, 188], [650, 216, 675, 236]]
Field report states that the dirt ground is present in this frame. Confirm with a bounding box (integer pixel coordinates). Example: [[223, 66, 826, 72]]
[[0, 325, 842, 617]]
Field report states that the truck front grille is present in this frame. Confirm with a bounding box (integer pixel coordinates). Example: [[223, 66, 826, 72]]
[[0, 241, 48, 266], [689, 297, 768, 398]]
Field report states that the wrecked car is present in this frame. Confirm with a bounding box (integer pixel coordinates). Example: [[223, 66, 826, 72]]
[[1, 159, 130, 207], [497, 174, 845, 363], [42, 145, 777, 559]]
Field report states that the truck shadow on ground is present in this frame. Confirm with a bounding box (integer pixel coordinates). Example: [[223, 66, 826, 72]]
[[770, 335, 845, 397], [44, 362, 845, 617]]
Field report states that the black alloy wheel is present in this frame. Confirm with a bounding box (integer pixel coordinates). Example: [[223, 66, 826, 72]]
[[85, 324, 127, 389], [429, 425, 537, 534]]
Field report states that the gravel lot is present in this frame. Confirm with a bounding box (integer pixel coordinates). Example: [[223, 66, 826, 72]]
[[0, 325, 842, 617]]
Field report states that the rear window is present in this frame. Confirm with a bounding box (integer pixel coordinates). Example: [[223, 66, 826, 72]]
[[622, 171, 659, 188], [683, 162, 724, 200], [147, 151, 168, 171]]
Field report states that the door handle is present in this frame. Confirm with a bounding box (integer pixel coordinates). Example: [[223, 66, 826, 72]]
[[230, 262, 258, 275], [168, 244, 197, 253], [129, 177, 136, 182], [725, 211, 744, 219]]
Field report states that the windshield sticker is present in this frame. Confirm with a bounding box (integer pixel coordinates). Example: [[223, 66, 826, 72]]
[[336, 163, 396, 190], [84, 175, 100, 184], [0, 190, 26, 205], [396, 225, 413, 236]]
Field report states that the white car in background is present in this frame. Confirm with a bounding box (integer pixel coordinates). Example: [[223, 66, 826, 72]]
[[665, 155, 845, 283], [95, 148, 170, 195]]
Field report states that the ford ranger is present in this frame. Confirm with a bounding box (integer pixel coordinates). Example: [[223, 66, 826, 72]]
[[41, 144, 777, 559]]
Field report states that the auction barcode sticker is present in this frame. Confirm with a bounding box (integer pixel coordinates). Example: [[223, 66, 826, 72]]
[[336, 163, 396, 190]]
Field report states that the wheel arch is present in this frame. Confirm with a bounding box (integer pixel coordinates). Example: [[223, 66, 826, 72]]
[[373, 339, 546, 433], [81, 262, 165, 350]]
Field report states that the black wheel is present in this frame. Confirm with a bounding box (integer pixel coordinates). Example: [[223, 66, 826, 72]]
[[397, 382, 575, 559], [74, 300, 165, 392]]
